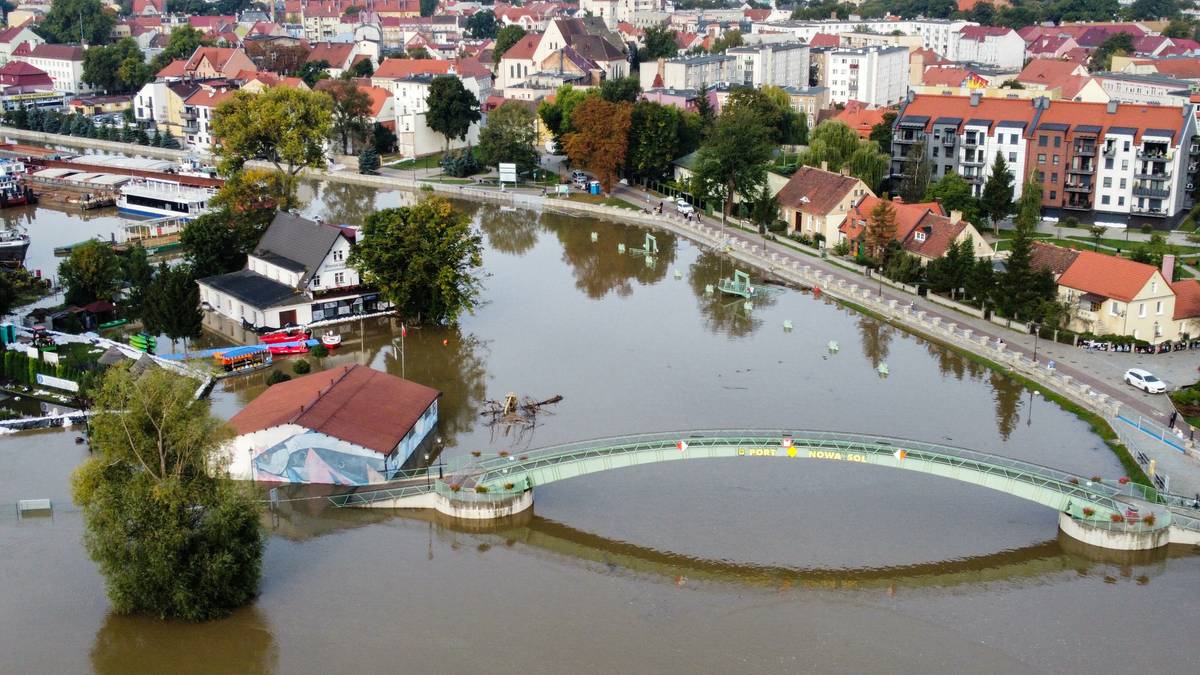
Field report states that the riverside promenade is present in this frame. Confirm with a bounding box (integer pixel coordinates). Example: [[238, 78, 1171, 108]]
[[3, 127, 1195, 492]]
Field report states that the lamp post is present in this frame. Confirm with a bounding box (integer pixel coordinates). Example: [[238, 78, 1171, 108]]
[[424, 453, 430, 487], [1032, 322, 1042, 364]]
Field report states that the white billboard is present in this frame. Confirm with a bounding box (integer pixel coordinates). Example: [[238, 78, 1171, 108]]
[[498, 162, 517, 184]]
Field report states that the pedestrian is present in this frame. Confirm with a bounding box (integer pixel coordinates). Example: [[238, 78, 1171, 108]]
[[1169, 411, 1178, 429]]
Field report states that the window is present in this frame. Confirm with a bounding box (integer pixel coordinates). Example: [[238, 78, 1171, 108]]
[[1103, 177, 1112, 188], [334, 272, 345, 286], [1038, 153, 1046, 164], [915, 230, 926, 242], [332, 249, 344, 262], [1105, 158, 1114, 169], [1010, 133, 1018, 144], [1119, 178, 1126, 189], [1101, 195, 1110, 204], [1110, 301, 1119, 316], [1118, 197, 1125, 205], [312, 275, 320, 287], [1054, 136, 1061, 148], [1124, 141, 1130, 151], [1051, 173, 1058, 183], [1009, 152, 1017, 162], [1039, 135, 1048, 147], [1049, 190, 1056, 200], [1121, 160, 1128, 170], [1156, 300, 1163, 315], [1138, 303, 1146, 318], [932, 146, 939, 158], [1053, 155, 1060, 165]]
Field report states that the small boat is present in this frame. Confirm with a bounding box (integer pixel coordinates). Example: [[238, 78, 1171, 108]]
[[827, 340, 839, 352], [320, 331, 342, 348], [259, 328, 310, 344], [877, 363, 889, 376], [265, 339, 315, 355], [215, 345, 272, 374], [0, 227, 30, 268]]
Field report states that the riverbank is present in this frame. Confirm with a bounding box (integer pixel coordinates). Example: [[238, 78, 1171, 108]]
[[7, 128, 1196, 491]]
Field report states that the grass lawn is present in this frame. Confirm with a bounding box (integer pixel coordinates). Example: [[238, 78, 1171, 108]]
[[1065, 235, 1200, 253], [991, 231, 1052, 240], [565, 193, 642, 210], [420, 176, 473, 185], [387, 152, 445, 170]]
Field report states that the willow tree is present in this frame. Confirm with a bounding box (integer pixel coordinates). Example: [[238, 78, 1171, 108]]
[[72, 367, 263, 621]]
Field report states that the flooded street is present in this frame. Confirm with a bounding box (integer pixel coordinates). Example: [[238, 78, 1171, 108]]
[[1, 181, 1198, 673]]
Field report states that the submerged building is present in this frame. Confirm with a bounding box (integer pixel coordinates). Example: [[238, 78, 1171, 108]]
[[221, 364, 440, 485]]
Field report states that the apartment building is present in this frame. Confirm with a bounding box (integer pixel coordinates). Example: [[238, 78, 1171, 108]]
[[639, 53, 733, 91], [12, 44, 88, 95], [749, 19, 974, 56], [1094, 72, 1193, 106], [579, 0, 665, 29], [891, 93, 1199, 228], [726, 42, 809, 89], [825, 46, 907, 106], [948, 26, 1025, 70]]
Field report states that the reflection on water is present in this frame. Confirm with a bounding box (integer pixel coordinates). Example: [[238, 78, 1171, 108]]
[[478, 206, 540, 255], [857, 314, 893, 368], [91, 608, 278, 675], [686, 249, 778, 338], [545, 213, 677, 298]]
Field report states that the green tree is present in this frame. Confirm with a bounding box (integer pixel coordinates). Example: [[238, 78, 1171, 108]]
[[0, 271, 15, 317], [142, 263, 202, 350], [692, 103, 774, 225], [372, 122, 397, 153], [1090, 33, 1135, 71], [1161, 19, 1193, 38], [58, 240, 122, 306], [419, 0, 437, 16], [322, 78, 372, 154], [83, 39, 150, 93], [694, 83, 714, 133], [71, 367, 262, 621], [347, 58, 374, 78], [866, 198, 897, 261], [537, 84, 594, 144], [425, 75, 481, 154], [149, 25, 212, 73], [996, 177, 1054, 319], [981, 151, 1014, 234], [969, 1, 996, 24], [925, 171, 980, 225], [899, 141, 931, 204], [626, 101, 690, 183], [868, 110, 895, 150], [1128, 0, 1180, 20], [349, 197, 484, 326], [492, 25, 527, 65], [465, 9, 498, 39], [710, 29, 743, 52], [120, 244, 154, 320], [726, 87, 799, 145], [748, 186, 781, 234], [359, 146, 381, 174], [476, 100, 538, 174], [599, 76, 641, 103], [297, 60, 331, 86], [964, 256, 996, 305], [212, 87, 333, 200], [181, 211, 249, 279], [39, 0, 114, 44], [640, 25, 679, 60]]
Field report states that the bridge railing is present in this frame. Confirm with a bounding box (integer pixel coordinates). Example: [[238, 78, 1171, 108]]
[[328, 482, 431, 507]]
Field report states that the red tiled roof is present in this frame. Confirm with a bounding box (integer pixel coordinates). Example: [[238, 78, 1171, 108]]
[[1057, 249, 1158, 302], [156, 59, 187, 78], [922, 66, 971, 87], [834, 100, 886, 139], [808, 33, 839, 48], [28, 44, 85, 61], [499, 32, 541, 60], [372, 57, 453, 78], [0, 25, 32, 45], [1017, 58, 1086, 88], [1027, 35, 1072, 55], [1171, 279, 1200, 319], [185, 88, 236, 108], [1145, 57, 1200, 79], [776, 166, 866, 216], [959, 26, 1015, 41], [903, 211, 967, 259], [308, 42, 355, 67], [1029, 242, 1080, 277], [840, 195, 944, 245], [229, 365, 440, 455]]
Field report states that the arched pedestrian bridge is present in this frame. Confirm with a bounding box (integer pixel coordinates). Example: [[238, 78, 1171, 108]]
[[329, 430, 1200, 551]]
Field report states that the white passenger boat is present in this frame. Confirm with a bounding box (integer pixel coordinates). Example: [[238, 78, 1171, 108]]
[[116, 178, 215, 218]]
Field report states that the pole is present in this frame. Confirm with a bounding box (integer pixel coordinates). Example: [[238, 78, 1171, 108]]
[[1032, 324, 1040, 364]]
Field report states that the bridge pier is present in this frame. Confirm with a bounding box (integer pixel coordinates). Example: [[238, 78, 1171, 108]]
[[354, 487, 535, 520], [1057, 512, 1172, 551]]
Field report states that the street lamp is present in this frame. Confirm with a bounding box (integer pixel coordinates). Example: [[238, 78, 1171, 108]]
[[1032, 322, 1042, 364], [424, 453, 430, 487]]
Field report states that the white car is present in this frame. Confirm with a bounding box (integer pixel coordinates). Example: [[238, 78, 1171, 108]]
[[1124, 368, 1166, 394], [675, 198, 694, 215]]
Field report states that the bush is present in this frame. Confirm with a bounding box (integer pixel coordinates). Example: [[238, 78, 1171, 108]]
[[1062, 216, 1079, 228], [1141, 224, 1153, 234], [292, 358, 311, 375], [310, 343, 328, 358], [266, 370, 291, 386], [439, 148, 481, 177]]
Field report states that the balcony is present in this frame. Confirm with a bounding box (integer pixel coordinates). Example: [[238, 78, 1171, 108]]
[[895, 133, 924, 144], [964, 174, 984, 183], [1132, 204, 1168, 217], [963, 136, 980, 147], [1067, 163, 1095, 174], [1133, 183, 1170, 198], [180, 109, 198, 120], [1104, 145, 1117, 157], [940, 135, 956, 147], [1135, 169, 1170, 180], [1064, 182, 1092, 193], [1063, 199, 1092, 210], [1073, 145, 1096, 156], [182, 121, 199, 133], [1137, 149, 1170, 161], [961, 155, 985, 166]]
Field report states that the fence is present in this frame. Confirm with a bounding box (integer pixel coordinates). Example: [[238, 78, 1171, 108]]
[[925, 292, 987, 319]]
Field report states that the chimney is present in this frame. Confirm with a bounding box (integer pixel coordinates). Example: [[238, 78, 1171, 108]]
[[1106, 100, 1118, 114], [969, 91, 981, 107], [840, 166, 850, 176], [1162, 253, 1175, 282], [820, 160, 828, 172], [950, 209, 962, 223]]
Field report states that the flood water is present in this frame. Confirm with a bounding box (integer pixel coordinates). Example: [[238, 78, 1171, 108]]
[[2, 180, 1198, 673]]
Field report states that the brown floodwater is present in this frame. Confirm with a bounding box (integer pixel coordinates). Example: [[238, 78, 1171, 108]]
[[1, 181, 1198, 674]]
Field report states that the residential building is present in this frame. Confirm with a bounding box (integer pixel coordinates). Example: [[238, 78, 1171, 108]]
[[12, 43, 87, 95], [834, 100, 887, 139], [221, 364, 440, 486], [949, 26, 1025, 70], [891, 93, 1199, 227], [1094, 72, 1193, 106], [198, 211, 389, 328], [749, 19, 975, 56], [839, 195, 995, 260], [825, 46, 907, 107], [133, 79, 204, 139], [0, 60, 63, 111], [371, 58, 489, 156], [726, 41, 809, 89], [774, 165, 873, 241], [783, 85, 829, 128], [579, 0, 665, 29], [531, 18, 628, 82], [0, 24, 42, 65], [180, 87, 237, 151], [639, 53, 732, 91]]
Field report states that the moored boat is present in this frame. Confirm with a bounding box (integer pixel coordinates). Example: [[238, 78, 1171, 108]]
[[0, 228, 30, 268], [260, 328, 311, 344], [117, 178, 215, 219], [266, 339, 314, 355], [320, 331, 342, 348]]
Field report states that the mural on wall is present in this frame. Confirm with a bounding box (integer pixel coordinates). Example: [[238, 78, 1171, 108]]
[[252, 436, 392, 486]]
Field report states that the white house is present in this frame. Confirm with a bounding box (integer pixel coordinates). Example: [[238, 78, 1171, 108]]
[[726, 41, 810, 89], [949, 26, 1025, 71], [221, 364, 441, 486], [198, 211, 389, 328], [12, 43, 88, 94], [0, 24, 42, 65], [826, 45, 907, 106]]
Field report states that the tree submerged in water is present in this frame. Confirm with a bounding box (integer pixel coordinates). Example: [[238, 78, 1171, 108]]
[[71, 367, 263, 621]]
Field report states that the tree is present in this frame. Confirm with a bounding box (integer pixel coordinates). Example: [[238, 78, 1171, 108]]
[[925, 238, 974, 295], [83, 39, 151, 93], [1161, 19, 1193, 38], [798, 120, 889, 191], [58, 241, 122, 306], [492, 25, 527, 65], [1090, 33, 1135, 71], [711, 29, 743, 52], [748, 186, 780, 234], [0, 271, 14, 317], [297, 60, 331, 87], [996, 177, 1054, 319], [419, 0, 437, 16], [924, 171, 980, 225], [1128, 0, 1180, 20], [372, 122, 397, 154], [349, 196, 484, 326], [476, 100, 539, 175], [866, 198, 897, 261], [149, 26, 212, 73], [640, 25, 679, 61], [347, 57, 374, 78], [71, 367, 262, 621], [142, 263, 202, 349], [407, 47, 432, 60], [599, 76, 641, 103], [39, 0, 114, 45], [969, 1, 996, 24], [868, 110, 896, 150], [465, 9, 498, 39], [425, 75, 481, 154], [694, 84, 714, 133], [626, 101, 688, 183], [899, 141, 930, 203], [563, 98, 633, 192], [120, 244, 154, 320], [212, 87, 333, 200], [321, 79, 372, 154], [181, 211, 251, 279], [359, 146, 381, 174], [692, 103, 774, 224], [964, 256, 995, 305], [726, 87, 800, 145], [980, 152, 1014, 234], [537, 84, 594, 144]]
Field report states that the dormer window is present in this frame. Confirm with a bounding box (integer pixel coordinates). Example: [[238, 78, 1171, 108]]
[[915, 230, 927, 242], [333, 249, 344, 262]]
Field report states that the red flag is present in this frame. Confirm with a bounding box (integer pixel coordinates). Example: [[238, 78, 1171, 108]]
[[401, 324, 407, 338]]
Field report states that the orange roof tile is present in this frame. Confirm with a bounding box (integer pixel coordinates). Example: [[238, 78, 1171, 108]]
[[156, 59, 187, 78], [1057, 250, 1158, 302], [1171, 279, 1200, 319], [1017, 58, 1087, 88], [776, 166, 866, 216], [372, 57, 453, 79]]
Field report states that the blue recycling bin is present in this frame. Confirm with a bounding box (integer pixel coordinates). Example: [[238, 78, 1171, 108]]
[[589, 181, 600, 195]]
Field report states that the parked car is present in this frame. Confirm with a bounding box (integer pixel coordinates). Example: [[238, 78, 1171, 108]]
[[675, 198, 694, 215], [1124, 368, 1166, 394]]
